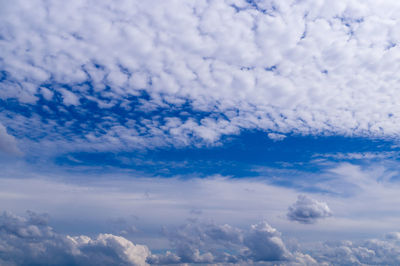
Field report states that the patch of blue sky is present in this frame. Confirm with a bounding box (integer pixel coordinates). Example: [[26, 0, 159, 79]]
[[0, 83, 214, 142], [54, 132, 400, 181]]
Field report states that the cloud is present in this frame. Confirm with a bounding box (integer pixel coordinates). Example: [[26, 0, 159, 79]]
[[149, 220, 313, 264], [0, 123, 22, 156], [0, 211, 150, 266], [268, 132, 287, 141], [4, 210, 400, 265], [307, 238, 400, 265], [0, 210, 314, 265], [2, 0, 400, 152], [287, 195, 332, 224]]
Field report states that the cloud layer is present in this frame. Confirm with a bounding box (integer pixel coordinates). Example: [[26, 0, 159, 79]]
[[3, 210, 400, 265], [0, 210, 313, 265], [2, 0, 400, 152]]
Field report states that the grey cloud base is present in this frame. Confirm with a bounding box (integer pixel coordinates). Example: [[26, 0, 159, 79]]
[[2, 210, 400, 265], [0, 211, 150, 266], [0, 211, 313, 265]]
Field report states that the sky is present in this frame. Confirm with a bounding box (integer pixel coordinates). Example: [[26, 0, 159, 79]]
[[2, 0, 400, 265]]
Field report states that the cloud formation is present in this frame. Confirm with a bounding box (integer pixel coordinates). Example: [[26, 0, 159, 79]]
[[2, 0, 400, 152], [0, 211, 150, 266], [308, 238, 400, 265], [0, 210, 316, 265], [287, 195, 332, 224]]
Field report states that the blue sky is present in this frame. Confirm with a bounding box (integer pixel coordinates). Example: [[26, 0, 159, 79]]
[[3, 0, 400, 265]]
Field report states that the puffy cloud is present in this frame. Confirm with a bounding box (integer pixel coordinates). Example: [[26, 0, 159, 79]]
[[243, 221, 291, 261], [0, 211, 150, 266], [2, 0, 400, 151], [0, 123, 22, 156], [149, 220, 310, 264], [5, 210, 400, 265], [287, 195, 332, 224], [0, 210, 314, 265]]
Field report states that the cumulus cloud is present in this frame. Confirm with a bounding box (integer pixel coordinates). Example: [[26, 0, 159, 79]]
[[149, 220, 312, 264], [2, 0, 400, 151], [0, 211, 150, 266], [0, 123, 22, 156], [268, 132, 286, 141], [4, 210, 400, 265], [287, 195, 332, 224], [0, 210, 316, 265]]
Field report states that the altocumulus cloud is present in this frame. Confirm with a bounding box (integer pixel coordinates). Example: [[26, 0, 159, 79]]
[[2, 0, 400, 152], [287, 195, 332, 224]]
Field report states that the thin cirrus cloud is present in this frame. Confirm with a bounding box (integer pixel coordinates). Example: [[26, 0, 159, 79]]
[[1, 0, 400, 153]]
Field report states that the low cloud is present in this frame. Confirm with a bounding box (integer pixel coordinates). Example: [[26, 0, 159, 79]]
[[0, 211, 315, 265], [0, 211, 150, 266], [307, 238, 400, 265], [148, 220, 314, 265], [287, 195, 332, 224], [4, 210, 400, 265]]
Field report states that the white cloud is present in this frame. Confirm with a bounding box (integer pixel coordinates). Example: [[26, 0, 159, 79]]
[[2, 0, 400, 150], [287, 195, 332, 224], [60, 89, 80, 106], [0, 123, 22, 156], [268, 132, 287, 141], [307, 238, 400, 265]]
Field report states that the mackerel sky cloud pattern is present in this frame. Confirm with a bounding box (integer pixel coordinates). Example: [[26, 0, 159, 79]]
[[2, 0, 400, 153]]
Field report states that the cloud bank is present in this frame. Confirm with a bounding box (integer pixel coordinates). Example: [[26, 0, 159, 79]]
[[3, 210, 400, 265], [0, 211, 317, 265], [0, 211, 150, 266], [2, 0, 400, 152]]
